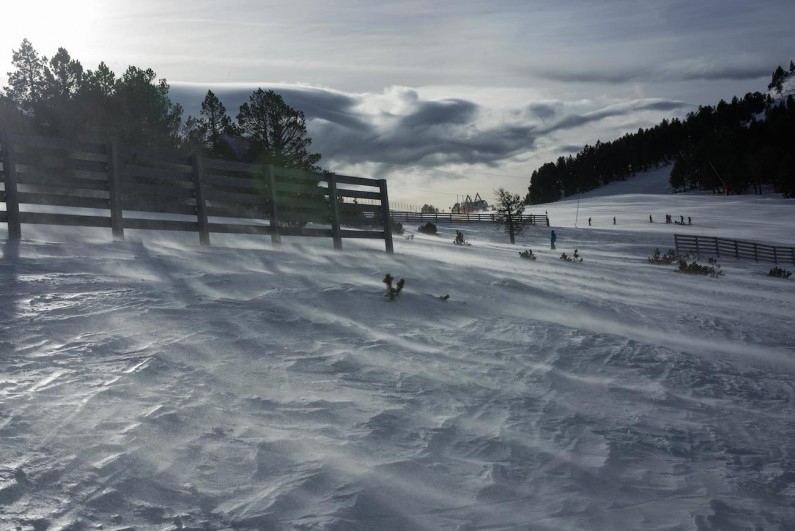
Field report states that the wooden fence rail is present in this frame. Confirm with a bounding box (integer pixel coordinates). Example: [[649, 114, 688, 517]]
[[674, 234, 795, 265], [391, 210, 548, 226], [0, 131, 393, 253]]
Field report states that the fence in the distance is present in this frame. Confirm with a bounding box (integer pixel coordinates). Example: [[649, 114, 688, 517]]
[[391, 211, 548, 226], [0, 131, 393, 252], [675, 234, 795, 264]]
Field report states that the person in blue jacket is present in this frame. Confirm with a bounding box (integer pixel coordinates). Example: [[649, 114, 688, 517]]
[[550, 229, 557, 249]]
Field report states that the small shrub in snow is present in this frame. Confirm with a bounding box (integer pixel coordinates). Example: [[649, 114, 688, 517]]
[[519, 249, 536, 260], [418, 222, 437, 235], [768, 266, 792, 278], [453, 230, 470, 246], [383, 273, 406, 300], [678, 257, 722, 277], [439, 294, 450, 302], [648, 248, 681, 265], [391, 220, 404, 235], [405, 233, 414, 240], [560, 249, 583, 263]]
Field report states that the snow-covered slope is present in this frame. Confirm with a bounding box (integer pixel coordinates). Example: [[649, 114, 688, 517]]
[[572, 164, 675, 199], [542, 167, 794, 248], [1, 183, 794, 529]]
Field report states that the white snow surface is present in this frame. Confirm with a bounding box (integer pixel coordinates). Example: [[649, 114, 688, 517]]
[[2, 174, 795, 530]]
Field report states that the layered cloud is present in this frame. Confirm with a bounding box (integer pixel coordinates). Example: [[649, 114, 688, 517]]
[[172, 83, 692, 185], [172, 85, 692, 168], [538, 63, 772, 85]]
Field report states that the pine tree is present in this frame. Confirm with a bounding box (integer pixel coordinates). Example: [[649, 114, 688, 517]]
[[44, 48, 83, 99], [73, 62, 118, 141], [236, 88, 321, 170], [236, 89, 325, 226], [769, 66, 786, 94], [5, 39, 48, 113], [493, 188, 529, 244], [82, 62, 117, 98], [35, 47, 85, 136], [113, 66, 183, 150], [183, 90, 238, 157]]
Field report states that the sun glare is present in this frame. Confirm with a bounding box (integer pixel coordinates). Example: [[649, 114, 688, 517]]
[[2, 1, 101, 65]]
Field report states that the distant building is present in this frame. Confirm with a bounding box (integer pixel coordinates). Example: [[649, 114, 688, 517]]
[[453, 193, 489, 213]]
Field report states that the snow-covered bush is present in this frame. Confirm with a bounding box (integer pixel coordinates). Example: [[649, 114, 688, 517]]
[[453, 230, 470, 246], [648, 248, 680, 264], [383, 273, 406, 300], [768, 266, 792, 278], [519, 249, 536, 260], [560, 249, 583, 263], [418, 222, 437, 235], [678, 257, 722, 277], [391, 220, 404, 235]]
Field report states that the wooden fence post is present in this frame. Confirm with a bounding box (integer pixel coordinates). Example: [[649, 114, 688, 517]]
[[753, 243, 758, 262], [379, 179, 394, 254], [266, 164, 281, 245], [714, 237, 720, 257], [1, 130, 21, 240], [773, 247, 778, 265], [695, 236, 699, 256], [107, 142, 125, 241], [192, 153, 210, 245], [735, 241, 739, 259], [327, 174, 342, 250]]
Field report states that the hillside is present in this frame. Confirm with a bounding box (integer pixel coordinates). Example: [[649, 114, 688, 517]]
[[528, 64, 795, 204], [1, 183, 795, 529], [543, 168, 794, 247]]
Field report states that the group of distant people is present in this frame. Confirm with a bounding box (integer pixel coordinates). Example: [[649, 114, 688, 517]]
[[579, 214, 694, 226], [587, 216, 617, 226], [549, 212, 694, 249], [659, 214, 692, 225]]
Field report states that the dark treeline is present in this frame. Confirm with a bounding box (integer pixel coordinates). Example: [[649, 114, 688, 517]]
[[528, 62, 795, 203], [0, 39, 321, 171]]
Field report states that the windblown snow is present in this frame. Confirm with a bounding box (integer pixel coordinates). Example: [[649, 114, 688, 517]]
[[2, 168, 794, 530]]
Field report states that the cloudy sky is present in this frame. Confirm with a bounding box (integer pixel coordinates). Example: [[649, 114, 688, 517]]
[[3, 1, 793, 208]]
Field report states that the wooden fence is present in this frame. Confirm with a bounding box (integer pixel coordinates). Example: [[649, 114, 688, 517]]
[[0, 131, 393, 252], [391, 210, 548, 226], [675, 234, 795, 265]]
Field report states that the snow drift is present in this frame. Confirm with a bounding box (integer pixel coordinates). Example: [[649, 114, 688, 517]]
[[2, 174, 794, 529]]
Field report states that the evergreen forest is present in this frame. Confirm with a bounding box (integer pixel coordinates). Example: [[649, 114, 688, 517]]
[[0, 39, 321, 171], [527, 62, 795, 202]]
